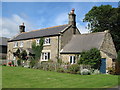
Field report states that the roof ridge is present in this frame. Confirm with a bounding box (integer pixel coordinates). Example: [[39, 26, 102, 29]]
[[21, 24, 68, 34], [74, 31, 105, 36]]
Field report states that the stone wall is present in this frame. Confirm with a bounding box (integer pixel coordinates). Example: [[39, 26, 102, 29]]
[[100, 32, 117, 59], [100, 51, 113, 68], [60, 26, 80, 49], [7, 36, 59, 61], [41, 36, 59, 62], [60, 54, 79, 64]]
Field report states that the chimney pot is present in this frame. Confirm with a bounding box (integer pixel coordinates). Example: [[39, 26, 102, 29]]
[[19, 23, 25, 33], [70, 8, 75, 14]]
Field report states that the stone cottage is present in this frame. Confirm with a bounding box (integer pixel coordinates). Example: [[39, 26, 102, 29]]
[[7, 9, 117, 73]]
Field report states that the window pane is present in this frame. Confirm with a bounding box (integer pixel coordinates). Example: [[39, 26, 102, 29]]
[[48, 52, 50, 60], [44, 38, 50, 44], [42, 53, 44, 60], [73, 56, 76, 63], [70, 56, 72, 63], [49, 38, 50, 43], [45, 53, 47, 60]]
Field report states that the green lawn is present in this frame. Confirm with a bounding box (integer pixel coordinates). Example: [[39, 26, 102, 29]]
[[2, 66, 119, 88]]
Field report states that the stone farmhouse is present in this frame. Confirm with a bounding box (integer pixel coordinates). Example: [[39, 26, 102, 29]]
[[7, 9, 117, 73]]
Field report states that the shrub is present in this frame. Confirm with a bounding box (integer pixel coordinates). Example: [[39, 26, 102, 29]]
[[30, 60, 37, 68], [68, 64, 80, 74], [93, 69, 100, 75], [2, 63, 6, 66], [57, 67, 65, 73], [57, 58, 62, 65], [81, 69, 91, 75], [8, 62, 12, 66], [20, 50, 27, 60], [12, 61, 14, 66], [107, 67, 116, 75], [76, 71, 81, 74], [78, 48, 101, 69], [115, 50, 120, 75], [17, 59, 21, 66]]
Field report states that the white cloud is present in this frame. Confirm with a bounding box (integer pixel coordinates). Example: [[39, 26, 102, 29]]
[[1, 14, 34, 38], [76, 23, 89, 34], [54, 12, 68, 25]]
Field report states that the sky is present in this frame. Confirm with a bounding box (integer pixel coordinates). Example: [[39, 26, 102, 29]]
[[1, 2, 118, 38]]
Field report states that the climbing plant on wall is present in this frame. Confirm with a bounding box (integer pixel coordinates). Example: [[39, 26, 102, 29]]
[[32, 37, 44, 61]]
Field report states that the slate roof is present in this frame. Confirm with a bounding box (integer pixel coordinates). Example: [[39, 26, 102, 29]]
[[9, 24, 69, 42], [60, 32, 106, 54], [0, 37, 9, 46]]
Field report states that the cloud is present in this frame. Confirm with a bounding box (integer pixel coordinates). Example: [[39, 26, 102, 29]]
[[54, 12, 68, 25], [52, 12, 89, 34], [1, 14, 34, 38], [76, 23, 89, 34]]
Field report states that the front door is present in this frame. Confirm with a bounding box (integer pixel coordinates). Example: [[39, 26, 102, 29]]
[[100, 58, 106, 73]]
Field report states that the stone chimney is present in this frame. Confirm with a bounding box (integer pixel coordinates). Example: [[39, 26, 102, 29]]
[[19, 23, 25, 33], [68, 8, 76, 34]]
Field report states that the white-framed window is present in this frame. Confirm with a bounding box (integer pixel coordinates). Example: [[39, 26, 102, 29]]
[[36, 39, 40, 46], [44, 38, 50, 45], [69, 56, 76, 64], [41, 52, 50, 61], [20, 41, 23, 47], [14, 42, 18, 48]]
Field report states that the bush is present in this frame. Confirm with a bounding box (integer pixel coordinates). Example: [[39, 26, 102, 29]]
[[30, 60, 37, 68], [92, 69, 100, 75], [107, 67, 116, 75], [78, 48, 101, 69], [2, 63, 6, 66], [116, 50, 120, 75], [68, 64, 80, 74], [81, 69, 91, 75], [8, 62, 12, 66], [57, 67, 65, 73], [57, 58, 62, 65], [17, 59, 21, 66], [12, 61, 14, 66]]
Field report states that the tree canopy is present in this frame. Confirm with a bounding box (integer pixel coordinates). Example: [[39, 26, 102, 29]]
[[83, 5, 120, 52]]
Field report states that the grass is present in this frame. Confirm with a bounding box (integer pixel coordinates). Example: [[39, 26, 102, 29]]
[[2, 66, 119, 88]]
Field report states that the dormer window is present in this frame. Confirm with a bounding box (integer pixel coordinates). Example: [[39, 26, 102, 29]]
[[44, 38, 50, 45], [14, 42, 18, 48], [36, 39, 40, 45], [20, 42, 23, 47]]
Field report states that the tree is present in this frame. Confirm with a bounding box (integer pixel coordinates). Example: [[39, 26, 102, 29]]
[[83, 5, 120, 52], [78, 48, 101, 69], [115, 50, 120, 74], [32, 38, 44, 61], [13, 49, 21, 59], [20, 50, 27, 60]]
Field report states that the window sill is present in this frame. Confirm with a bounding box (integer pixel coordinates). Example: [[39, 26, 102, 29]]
[[19, 46, 23, 47], [13, 47, 18, 48], [41, 60, 48, 61], [43, 44, 51, 46]]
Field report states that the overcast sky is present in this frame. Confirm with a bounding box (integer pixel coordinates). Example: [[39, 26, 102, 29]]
[[1, 2, 118, 38]]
